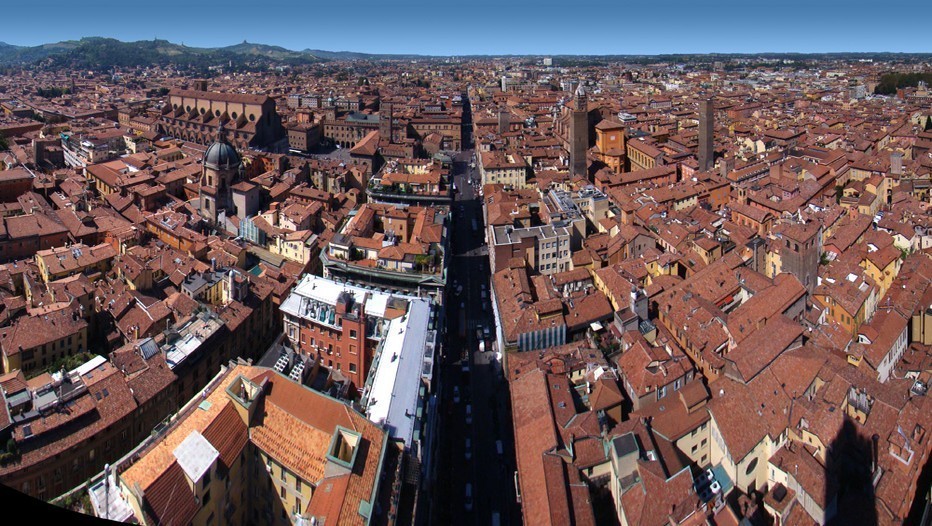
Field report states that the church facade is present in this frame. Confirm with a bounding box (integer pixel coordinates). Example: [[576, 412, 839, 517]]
[[160, 86, 285, 149]]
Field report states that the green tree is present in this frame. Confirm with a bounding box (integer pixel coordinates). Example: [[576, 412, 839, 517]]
[[0, 133, 8, 151]]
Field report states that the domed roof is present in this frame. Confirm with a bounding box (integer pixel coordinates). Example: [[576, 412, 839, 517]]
[[204, 125, 240, 170]]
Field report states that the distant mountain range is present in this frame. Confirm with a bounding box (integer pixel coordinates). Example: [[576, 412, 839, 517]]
[[0, 37, 425, 68], [0, 38, 929, 69]]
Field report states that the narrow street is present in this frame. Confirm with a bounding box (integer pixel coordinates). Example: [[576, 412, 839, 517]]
[[430, 147, 521, 526]]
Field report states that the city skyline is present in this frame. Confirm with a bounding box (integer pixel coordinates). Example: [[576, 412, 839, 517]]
[[2, 0, 930, 55]]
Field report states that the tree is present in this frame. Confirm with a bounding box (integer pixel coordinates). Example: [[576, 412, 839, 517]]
[[414, 254, 432, 271], [0, 133, 8, 151]]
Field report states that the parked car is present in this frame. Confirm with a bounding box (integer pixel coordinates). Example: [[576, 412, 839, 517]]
[[709, 480, 722, 494], [465, 404, 473, 425], [696, 468, 715, 486], [465, 483, 474, 511], [465, 438, 472, 460], [453, 386, 461, 404]]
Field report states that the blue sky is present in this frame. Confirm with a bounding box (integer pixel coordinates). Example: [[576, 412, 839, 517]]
[[2, 0, 929, 55]]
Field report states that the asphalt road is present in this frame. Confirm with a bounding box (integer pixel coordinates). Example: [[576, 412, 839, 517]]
[[429, 149, 521, 526]]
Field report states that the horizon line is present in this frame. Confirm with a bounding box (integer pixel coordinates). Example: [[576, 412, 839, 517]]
[[1, 36, 930, 58]]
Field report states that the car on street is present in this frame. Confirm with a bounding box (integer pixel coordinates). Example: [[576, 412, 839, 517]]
[[465, 404, 473, 425], [453, 386, 461, 404], [465, 438, 472, 460], [465, 483, 473, 511], [696, 468, 715, 486], [461, 359, 470, 374], [495, 440, 503, 456]]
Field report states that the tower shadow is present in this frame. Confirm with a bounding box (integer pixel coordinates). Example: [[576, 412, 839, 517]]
[[826, 417, 878, 526]]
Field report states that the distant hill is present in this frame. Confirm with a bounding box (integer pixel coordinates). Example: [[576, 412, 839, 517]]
[[301, 49, 427, 61], [221, 42, 318, 61], [0, 38, 325, 68]]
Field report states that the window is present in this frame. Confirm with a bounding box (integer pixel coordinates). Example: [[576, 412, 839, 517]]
[[296, 479, 302, 492], [203, 468, 211, 489], [701, 438, 707, 447], [350, 329, 357, 339], [295, 498, 302, 514], [281, 486, 287, 499], [349, 363, 357, 373], [202, 490, 211, 506], [745, 457, 758, 475]]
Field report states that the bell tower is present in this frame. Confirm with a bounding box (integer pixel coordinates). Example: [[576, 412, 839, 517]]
[[571, 82, 589, 177], [380, 101, 393, 143]]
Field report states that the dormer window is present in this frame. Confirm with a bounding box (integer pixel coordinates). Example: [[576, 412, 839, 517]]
[[325, 426, 362, 476]]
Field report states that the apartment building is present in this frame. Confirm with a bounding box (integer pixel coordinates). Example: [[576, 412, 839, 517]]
[[115, 364, 401, 526]]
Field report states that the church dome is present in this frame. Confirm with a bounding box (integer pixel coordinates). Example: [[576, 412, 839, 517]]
[[204, 126, 241, 170]]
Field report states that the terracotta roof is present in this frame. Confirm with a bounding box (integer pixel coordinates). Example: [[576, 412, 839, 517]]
[[142, 461, 199, 526], [201, 400, 249, 469]]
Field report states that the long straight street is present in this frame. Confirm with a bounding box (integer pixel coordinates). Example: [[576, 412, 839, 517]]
[[430, 148, 521, 526]]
